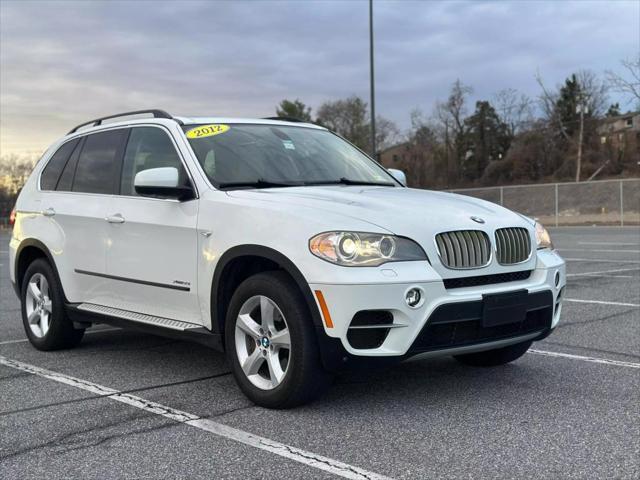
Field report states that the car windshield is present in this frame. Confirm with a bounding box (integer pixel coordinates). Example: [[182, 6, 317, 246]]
[[182, 123, 398, 189]]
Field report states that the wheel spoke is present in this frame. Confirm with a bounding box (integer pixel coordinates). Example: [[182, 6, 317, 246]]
[[27, 310, 40, 325], [40, 314, 50, 336], [42, 299, 52, 313], [28, 281, 41, 301], [260, 296, 276, 331], [270, 328, 290, 348], [266, 350, 286, 387], [236, 313, 261, 339], [241, 348, 264, 376], [39, 276, 49, 297]]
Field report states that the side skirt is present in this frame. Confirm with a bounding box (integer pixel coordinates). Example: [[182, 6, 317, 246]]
[[66, 303, 224, 351]]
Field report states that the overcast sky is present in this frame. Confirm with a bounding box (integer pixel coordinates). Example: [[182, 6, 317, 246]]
[[1, 0, 638, 156]]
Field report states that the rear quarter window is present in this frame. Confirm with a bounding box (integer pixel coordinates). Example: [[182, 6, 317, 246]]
[[40, 139, 80, 190]]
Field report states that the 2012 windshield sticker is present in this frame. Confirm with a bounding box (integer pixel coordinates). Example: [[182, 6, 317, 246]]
[[186, 124, 230, 139]]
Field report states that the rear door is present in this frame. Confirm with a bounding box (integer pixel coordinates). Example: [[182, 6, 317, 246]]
[[103, 125, 201, 324], [39, 128, 128, 304]]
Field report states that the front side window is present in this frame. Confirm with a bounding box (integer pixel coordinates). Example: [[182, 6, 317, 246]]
[[182, 124, 397, 189], [40, 138, 80, 190], [72, 129, 128, 194], [120, 127, 187, 196]]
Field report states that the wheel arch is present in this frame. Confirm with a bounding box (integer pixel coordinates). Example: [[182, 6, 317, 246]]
[[15, 239, 66, 300], [210, 245, 323, 337]]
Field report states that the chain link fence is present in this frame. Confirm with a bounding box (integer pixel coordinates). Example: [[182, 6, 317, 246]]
[[450, 178, 640, 226]]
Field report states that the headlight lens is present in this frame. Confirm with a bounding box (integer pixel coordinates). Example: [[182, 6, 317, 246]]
[[309, 232, 427, 266], [535, 222, 554, 250]]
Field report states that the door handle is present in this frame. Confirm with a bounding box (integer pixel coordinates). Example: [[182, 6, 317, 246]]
[[105, 214, 125, 224], [42, 208, 56, 217]]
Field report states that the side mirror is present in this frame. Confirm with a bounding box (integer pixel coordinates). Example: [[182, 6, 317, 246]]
[[134, 167, 194, 200], [388, 168, 407, 186]]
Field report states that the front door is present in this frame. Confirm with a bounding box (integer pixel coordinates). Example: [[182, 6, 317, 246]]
[[104, 126, 201, 324]]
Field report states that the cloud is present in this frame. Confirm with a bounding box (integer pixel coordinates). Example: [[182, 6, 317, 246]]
[[1, 0, 638, 154]]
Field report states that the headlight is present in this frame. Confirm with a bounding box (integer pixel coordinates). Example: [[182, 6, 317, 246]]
[[309, 231, 428, 266], [535, 222, 554, 250]]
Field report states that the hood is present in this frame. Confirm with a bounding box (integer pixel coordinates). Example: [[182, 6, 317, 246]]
[[228, 185, 531, 236], [227, 186, 537, 278], [227, 185, 536, 278]]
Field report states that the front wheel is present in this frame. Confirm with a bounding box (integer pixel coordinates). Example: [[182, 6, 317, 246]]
[[453, 339, 532, 367], [225, 271, 332, 408], [21, 258, 84, 351]]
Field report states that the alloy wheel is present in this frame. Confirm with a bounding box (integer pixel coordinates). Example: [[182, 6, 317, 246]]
[[25, 273, 53, 338], [234, 295, 291, 390]]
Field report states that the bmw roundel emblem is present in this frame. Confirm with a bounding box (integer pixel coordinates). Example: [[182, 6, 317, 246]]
[[470, 216, 485, 224]]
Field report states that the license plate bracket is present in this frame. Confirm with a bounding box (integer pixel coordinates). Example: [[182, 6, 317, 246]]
[[482, 289, 528, 327]]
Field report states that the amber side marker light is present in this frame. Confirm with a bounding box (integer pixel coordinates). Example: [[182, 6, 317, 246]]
[[9, 207, 16, 226], [314, 290, 334, 329]]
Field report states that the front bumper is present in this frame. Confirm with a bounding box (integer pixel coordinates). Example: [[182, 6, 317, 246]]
[[310, 249, 565, 370]]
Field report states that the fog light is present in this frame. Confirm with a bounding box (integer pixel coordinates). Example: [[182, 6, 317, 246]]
[[554, 270, 561, 287], [406, 288, 422, 308]]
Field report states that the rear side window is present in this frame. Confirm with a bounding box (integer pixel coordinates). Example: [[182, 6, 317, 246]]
[[40, 139, 80, 190], [73, 129, 128, 194], [56, 137, 84, 191], [120, 127, 187, 196]]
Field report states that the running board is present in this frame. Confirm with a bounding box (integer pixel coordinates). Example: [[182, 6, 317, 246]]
[[77, 303, 201, 331]]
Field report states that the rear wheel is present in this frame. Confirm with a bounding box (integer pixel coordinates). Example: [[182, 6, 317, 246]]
[[453, 339, 532, 367], [225, 271, 332, 408], [21, 259, 84, 350]]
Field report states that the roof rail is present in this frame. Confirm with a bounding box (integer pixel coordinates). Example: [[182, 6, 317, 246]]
[[263, 116, 307, 123], [68, 109, 181, 134]]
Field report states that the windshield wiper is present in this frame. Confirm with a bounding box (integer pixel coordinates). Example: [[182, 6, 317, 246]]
[[306, 177, 395, 187], [217, 179, 304, 190]]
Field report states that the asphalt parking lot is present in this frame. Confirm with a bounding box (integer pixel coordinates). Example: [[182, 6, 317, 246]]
[[1, 227, 639, 479]]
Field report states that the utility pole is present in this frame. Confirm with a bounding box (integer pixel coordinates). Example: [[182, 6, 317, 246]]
[[369, 0, 376, 158], [576, 96, 587, 182]]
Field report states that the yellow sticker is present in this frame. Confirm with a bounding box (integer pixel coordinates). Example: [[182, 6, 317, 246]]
[[185, 124, 230, 139]]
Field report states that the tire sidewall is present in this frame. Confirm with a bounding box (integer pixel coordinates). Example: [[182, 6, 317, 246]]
[[20, 258, 80, 350], [225, 272, 312, 408]]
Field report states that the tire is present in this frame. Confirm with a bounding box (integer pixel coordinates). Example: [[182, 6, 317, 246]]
[[453, 339, 532, 367], [225, 271, 332, 408], [21, 258, 84, 351]]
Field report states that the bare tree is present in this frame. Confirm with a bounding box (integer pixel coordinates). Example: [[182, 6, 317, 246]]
[[536, 71, 571, 141], [536, 70, 609, 182], [493, 88, 534, 137], [536, 70, 608, 139], [435, 79, 473, 181], [606, 55, 640, 109], [0, 154, 38, 193], [375, 116, 400, 151]]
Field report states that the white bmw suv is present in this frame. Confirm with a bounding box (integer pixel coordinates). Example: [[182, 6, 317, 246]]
[[9, 110, 565, 408]]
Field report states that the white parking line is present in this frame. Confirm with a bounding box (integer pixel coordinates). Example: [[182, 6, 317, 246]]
[[559, 248, 640, 253], [564, 258, 640, 264], [567, 267, 640, 277], [578, 242, 639, 246], [0, 355, 392, 480], [0, 327, 122, 346], [529, 350, 640, 369], [590, 275, 633, 278], [564, 298, 640, 308]]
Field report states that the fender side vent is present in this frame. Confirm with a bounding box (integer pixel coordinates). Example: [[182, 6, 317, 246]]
[[347, 310, 394, 349]]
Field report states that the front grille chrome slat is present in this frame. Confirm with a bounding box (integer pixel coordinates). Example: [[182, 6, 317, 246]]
[[436, 230, 491, 269], [495, 227, 531, 265]]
